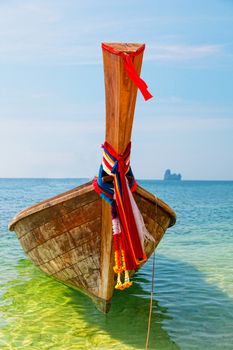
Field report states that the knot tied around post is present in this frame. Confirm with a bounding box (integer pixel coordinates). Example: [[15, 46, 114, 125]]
[[93, 141, 154, 290]]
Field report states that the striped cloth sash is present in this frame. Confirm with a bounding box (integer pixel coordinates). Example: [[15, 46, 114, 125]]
[[93, 141, 148, 277]]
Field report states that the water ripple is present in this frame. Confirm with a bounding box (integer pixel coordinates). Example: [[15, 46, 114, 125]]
[[0, 179, 233, 349]]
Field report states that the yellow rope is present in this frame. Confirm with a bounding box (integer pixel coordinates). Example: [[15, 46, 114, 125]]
[[145, 197, 158, 350], [145, 250, 156, 350]]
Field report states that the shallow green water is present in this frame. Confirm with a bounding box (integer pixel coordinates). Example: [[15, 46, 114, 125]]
[[0, 179, 233, 349]]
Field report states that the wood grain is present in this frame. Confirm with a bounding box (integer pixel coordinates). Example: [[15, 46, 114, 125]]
[[10, 182, 175, 311], [8, 43, 176, 313], [103, 43, 144, 154]]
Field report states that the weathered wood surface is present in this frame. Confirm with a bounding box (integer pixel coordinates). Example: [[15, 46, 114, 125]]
[[103, 42, 144, 154], [8, 43, 176, 312], [9, 182, 176, 312]]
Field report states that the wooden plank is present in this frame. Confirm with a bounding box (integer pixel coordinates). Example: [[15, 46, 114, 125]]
[[18, 198, 101, 255], [134, 192, 171, 230], [53, 266, 77, 281], [98, 200, 115, 301], [61, 190, 98, 212], [61, 200, 101, 231], [135, 185, 176, 226], [37, 216, 101, 275], [9, 182, 96, 231], [69, 217, 101, 245], [39, 217, 66, 242]]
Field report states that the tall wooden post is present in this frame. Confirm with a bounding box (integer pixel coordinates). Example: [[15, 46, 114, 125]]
[[98, 43, 145, 311]]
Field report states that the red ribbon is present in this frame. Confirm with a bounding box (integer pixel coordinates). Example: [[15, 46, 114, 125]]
[[102, 43, 153, 101], [104, 141, 147, 270]]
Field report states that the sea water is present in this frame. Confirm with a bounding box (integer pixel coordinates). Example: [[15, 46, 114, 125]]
[[0, 179, 233, 350]]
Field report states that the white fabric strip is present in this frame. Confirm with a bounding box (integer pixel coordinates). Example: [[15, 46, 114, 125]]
[[126, 180, 155, 248], [112, 217, 121, 235]]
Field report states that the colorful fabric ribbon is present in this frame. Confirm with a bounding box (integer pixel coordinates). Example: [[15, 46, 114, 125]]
[[93, 141, 152, 290]]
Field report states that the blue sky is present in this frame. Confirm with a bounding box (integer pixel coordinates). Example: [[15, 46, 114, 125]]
[[0, 0, 232, 179]]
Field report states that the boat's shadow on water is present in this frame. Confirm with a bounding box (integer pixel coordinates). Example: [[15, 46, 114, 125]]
[[63, 253, 233, 350], [69, 275, 180, 350], [2, 254, 233, 350]]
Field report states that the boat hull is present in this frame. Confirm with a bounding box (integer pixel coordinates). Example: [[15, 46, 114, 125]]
[[9, 181, 176, 312]]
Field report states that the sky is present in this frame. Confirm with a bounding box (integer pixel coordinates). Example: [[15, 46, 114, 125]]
[[0, 0, 233, 180]]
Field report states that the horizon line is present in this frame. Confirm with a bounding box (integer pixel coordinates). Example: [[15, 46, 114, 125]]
[[0, 177, 232, 182]]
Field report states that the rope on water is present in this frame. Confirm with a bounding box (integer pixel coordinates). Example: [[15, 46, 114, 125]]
[[145, 249, 156, 350], [145, 197, 158, 350]]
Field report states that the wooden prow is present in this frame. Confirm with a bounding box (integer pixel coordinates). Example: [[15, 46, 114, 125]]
[[102, 43, 145, 153], [7, 42, 176, 314], [98, 43, 147, 308]]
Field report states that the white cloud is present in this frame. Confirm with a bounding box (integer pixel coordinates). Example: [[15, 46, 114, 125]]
[[156, 96, 183, 104], [0, 1, 226, 66], [134, 116, 233, 133], [0, 115, 232, 179], [0, 118, 103, 177], [147, 44, 223, 62]]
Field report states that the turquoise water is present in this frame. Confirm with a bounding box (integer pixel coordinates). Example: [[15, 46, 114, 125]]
[[0, 179, 233, 349]]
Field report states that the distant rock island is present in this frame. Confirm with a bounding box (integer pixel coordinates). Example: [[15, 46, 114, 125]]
[[164, 169, 182, 181]]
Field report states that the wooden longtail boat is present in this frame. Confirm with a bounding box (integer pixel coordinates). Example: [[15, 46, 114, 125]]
[[9, 43, 176, 313]]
